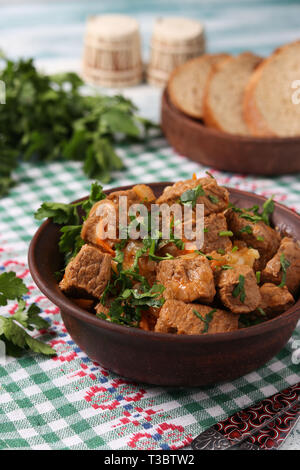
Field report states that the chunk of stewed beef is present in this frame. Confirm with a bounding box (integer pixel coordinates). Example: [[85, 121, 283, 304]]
[[139, 308, 159, 331], [156, 177, 229, 216], [107, 184, 156, 208], [261, 237, 300, 295], [156, 255, 216, 303], [60, 244, 111, 299], [218, 265, 261, 314], [81, 198, 119, 249], [81, 185, 156, 249], [225, 208, 280, 270], [256, 283, 294, 319], [202, 212, 232, 254], [154, 300, 239, 335]]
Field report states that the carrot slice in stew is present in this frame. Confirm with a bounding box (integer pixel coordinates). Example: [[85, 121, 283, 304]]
[[95, 238, 116, 256]]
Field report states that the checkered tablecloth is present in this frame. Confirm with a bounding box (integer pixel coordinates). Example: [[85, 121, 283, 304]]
[[0, 137, 299, 450]]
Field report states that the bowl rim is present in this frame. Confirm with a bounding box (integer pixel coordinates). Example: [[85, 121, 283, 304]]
[[28, 182, 300, 344], [163, 88, 300, 144]]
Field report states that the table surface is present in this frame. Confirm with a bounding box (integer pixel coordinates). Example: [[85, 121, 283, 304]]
[[0, 0, 299, 450]]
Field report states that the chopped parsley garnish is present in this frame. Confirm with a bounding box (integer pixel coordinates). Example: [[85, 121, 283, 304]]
[[239, 213, 263, 223], [232, 274, 246, 303], [256, 236, 264, 242], [203, 227, 209, 233], [205, 171, 215, 179], [180, 184, 205, 208], [256, 271, 261, 284], [113, 244, 125, 271], [261, 197, 275, 226], [231, 246, 239, 253], [257, 307, 266, 317], [219, 230, 233, 237], [230, 196, 275, 226], [132, 219, 183, 269], [278, 253, 291, 288], [98, 276, 165, 327], [208, 195, 219, 204], [193, 308, 217, 333], [239, 225, 253, 234], [217, 248, 225, 255], [221, 265, 234, 270]]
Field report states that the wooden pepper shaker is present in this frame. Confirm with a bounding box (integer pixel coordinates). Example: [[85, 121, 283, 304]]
[[82, 14, 143, 88], [147, 17, 205, 87]]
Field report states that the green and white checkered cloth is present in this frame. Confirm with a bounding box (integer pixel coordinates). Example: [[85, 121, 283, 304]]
[[0, 136, 299, 450]]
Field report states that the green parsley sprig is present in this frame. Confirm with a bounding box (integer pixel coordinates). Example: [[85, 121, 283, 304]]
[[232, 274, 246, 303], [35, 182, 106, 270], [0, 272, 55, 357], [180, 184, 205, 208], [193, 308, 217, 333], [279, 253, 291, 288], [0, 56, 158, 197]]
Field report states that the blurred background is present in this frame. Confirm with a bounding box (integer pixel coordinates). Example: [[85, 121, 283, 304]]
[[1, 0, 300, 121]]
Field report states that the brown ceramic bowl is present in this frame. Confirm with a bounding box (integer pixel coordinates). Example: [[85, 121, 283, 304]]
[[161, 90, 300, 176], [28, 183, 300, 387]]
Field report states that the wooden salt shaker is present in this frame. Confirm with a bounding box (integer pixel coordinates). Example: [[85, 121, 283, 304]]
[[82, 14, 143, 88], [147, 17, 205, 87]]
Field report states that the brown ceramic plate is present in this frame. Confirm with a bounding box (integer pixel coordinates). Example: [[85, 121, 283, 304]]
[[28, 183, 300, 387], [161, 90, 300, 176]]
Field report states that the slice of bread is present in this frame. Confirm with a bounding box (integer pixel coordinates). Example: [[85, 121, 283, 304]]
[[167, 53, 230, 119], [203, 52, 262, 135], [244, 40, 300, 137]]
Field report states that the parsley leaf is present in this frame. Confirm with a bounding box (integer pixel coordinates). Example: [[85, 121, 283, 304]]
[[0, 274, 55, 357], [231, 196, 275, 226], [35, 202, 79, 225], [0, 272, 28, 306], [180, 184, 205, 208], [257, 307, 266, 317], [261, 197, 275, 226], [208, 195, 219, 204], [193, 308, 217, 333], [278, 253, 291, 288], [99, 283, 165, 328], [232, 274, 246, 303], [1, 317, 55, 356], [239, 225, 253, 234], [219, 230, 233, 237]]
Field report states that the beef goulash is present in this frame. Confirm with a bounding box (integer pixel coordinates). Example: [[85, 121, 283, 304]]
[[59, 176, 300, 334]]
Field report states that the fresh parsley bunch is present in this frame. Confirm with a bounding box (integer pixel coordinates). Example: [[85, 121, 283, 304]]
[[0, 56, 157, 197], [0, 271, 55, 357]]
